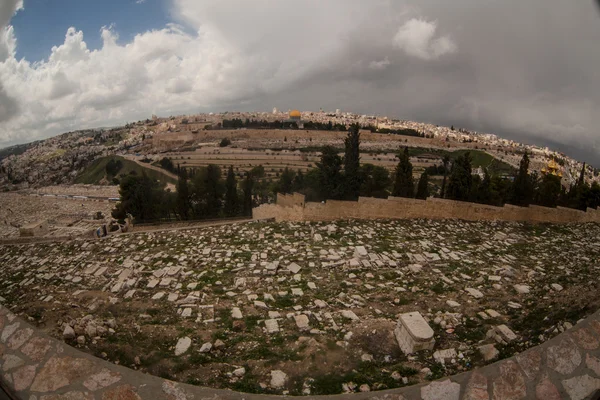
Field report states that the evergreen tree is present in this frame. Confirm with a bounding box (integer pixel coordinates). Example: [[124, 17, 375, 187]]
[[292, 170, 305, 192], [224, 166, 238, 216], [415, 171, 430, 200], [392, 147, 414, 198], [242, 172, 254, 217], [317, 146, 343, 200], [191, 165, 224, 218], [176, 168, 191, 220], [589, 182, 600, 209], [359, 164, 390, 198], [112, 172, 167, 222], [478, 168, 492, 204], [440, 155, 450, 198], [535, 173, 561, 208], [446, 152, 473, 201], [277, 167, 295, 194], [511, 152, 534, 206], [342, 123, 361, 200]]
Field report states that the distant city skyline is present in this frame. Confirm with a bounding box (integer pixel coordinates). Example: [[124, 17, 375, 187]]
[[1, 1, 599, 166]]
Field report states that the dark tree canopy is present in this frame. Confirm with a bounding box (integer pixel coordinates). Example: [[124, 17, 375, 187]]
[[342, 123, 361, 200], [277, 167, 295, 194], [416, 171, 430, 200], [359, 164, 390, 199], [446, 152, 473, 201], [511, 152, 534, 206], [317, 146, 343, 200], [176, 168, 191, 220], [112, 173, 169, 222], [242, 172, 254, 217], [224, 166, 238, 216], [392, 147, 414, 198]]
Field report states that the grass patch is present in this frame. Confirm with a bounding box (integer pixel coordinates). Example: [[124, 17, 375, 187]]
[[75, 155, 177, 185]]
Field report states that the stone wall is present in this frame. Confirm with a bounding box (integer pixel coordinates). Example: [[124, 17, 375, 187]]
[[2, 303, 600, 399], [253, 193, 600, 224]]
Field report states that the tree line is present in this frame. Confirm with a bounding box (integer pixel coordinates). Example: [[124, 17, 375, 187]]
[[113, 124, 600, 222], [112, 165, 254, 223], [220, 118, 424, 138]]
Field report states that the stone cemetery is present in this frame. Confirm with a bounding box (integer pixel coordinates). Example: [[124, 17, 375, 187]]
[[0, 219, 599, 395]]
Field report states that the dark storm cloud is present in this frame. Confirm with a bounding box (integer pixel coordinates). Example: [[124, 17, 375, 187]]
[[205, 0, 600, 164]]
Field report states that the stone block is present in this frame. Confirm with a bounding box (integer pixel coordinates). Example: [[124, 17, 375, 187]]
[[394, 311, 435, 355]]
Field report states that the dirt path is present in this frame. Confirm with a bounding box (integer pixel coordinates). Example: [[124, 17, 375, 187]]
[[121, 154, 179, 181]]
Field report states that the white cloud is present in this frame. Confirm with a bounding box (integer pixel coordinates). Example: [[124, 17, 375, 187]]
[[393, 18, 457, 60], [0, 0, 400, 147], [369, 57, 391, 70]]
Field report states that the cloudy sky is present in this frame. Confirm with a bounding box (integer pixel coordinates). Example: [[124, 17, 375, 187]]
[[1, 1, 599, 165]]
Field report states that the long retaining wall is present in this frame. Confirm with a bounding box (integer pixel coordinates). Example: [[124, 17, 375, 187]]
[[2, 303, 600, 399], [253, 194, 600, 224]]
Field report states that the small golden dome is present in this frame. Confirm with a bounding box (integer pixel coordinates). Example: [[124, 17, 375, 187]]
[[289, 110, 301, 118]]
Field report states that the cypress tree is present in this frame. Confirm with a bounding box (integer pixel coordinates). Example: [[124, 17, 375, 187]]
[[343, 123, 361, 200], [224, 166, 238, 216], [317, 146, 343, 200], [242, 172, 254, 217], [415, 171, 429, 200], [440, 155, 450, 198], [278, 167, 295, 194], [511, 152, 533, 206], [292, 170, 305, 192], [446, 152, 473, 201], [392, 147, 414, 198], [176, 168, 191, 220]]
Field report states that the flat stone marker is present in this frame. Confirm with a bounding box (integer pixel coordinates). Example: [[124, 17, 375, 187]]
[[394, 311, 435, 355], [465, 288, 484, 299], [151, 292, 165, 300], [514, 284, 530, 294], [287, 263, 301, 274], [551, 283, 564, 292], [175, 337, 191, 356], [231, 307, 243, 319], [341, 310, 359, 321], [354, 246, 368, 259], [265, 319, 280, 334], [294, 314, 310, 330], [446, 300, 461, 308], [495, 324, 517, 343]]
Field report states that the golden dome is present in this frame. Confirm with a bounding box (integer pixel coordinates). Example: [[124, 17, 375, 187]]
[[542, 159, 563, 177], [289, 110, 301, 118]]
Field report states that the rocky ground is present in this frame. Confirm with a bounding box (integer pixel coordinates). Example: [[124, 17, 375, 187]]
[[0, 219, 599, 395]]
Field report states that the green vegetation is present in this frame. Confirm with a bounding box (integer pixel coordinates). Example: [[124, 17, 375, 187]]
[[75, 156, 176, 185], [308, 362, 417, 395], [392, 147, 415, 198]]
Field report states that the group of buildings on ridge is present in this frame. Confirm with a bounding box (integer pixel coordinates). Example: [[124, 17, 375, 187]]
[[144, 108, 598, 186]]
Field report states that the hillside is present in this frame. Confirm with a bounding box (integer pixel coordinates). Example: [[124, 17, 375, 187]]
[[75, 155, 177, 186]]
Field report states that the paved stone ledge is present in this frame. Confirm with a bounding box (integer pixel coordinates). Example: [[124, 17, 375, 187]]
[[1, 303, 600, 399]]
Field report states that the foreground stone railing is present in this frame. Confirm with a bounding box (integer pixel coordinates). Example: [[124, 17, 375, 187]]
[[2, 304, 600, 399]]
